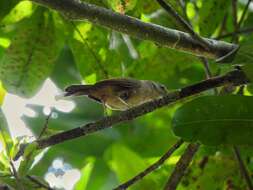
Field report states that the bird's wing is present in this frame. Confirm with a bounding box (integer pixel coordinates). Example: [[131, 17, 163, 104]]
[[94, 78, 141, 91]]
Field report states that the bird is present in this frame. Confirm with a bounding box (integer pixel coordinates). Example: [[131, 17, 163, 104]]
[[61, 78, 168, 111]]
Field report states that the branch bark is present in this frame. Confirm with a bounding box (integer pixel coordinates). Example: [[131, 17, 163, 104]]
[[155, 0, 211, 50], [233, 146, 253, 190], [30, 0, 238, 61], [34, 69, 248, 149], [164, 143, 200, 190]]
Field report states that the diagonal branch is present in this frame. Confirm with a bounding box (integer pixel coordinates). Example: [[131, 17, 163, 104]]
[[34, 69, 248, 149], [30, 0, 238, 61], [238, 0, 252, 29], [164, 143, 200, 190], [233, 146, 253, 190], [155, 0, 211, 50], [113, 139, 184, 190], [13, 69, 249, 160]]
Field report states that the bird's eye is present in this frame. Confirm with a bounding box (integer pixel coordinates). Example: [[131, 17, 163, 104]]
[[119, 91, 131, 100]]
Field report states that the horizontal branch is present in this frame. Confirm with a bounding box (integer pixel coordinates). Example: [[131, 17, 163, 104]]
[[30, 0, 238, 60], [35, 69, 248, 149]]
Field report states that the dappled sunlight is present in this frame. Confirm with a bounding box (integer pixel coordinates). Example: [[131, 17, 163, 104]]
[[2, 79, 75, 138]]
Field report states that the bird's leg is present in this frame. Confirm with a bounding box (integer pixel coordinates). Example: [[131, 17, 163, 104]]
[[102, 102, 108, 116], [117, 97, 131, 110]]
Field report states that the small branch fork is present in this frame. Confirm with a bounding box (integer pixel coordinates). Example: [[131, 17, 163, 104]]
[[113, 139, 184, 190]]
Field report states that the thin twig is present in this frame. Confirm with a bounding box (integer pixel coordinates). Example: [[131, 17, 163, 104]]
[[38, 111, 53, 139], [113, 139, 184, 190], [155, 0, 211, 50], [10, 161, 24, 190], [199, 57, 218, 97], [177, 2, 216, 93], [164, 143, 200, 190], [238, 0, 252, 28], [70, 21, 109, 78], [232, 0, 239, 42], [199, 57, 212, 79], [215, 27, 253, 40], [177, 0, 190, 24], [27, 175, 53, 190], [233, 146, 253, 190], [217, 13, 228, 37]]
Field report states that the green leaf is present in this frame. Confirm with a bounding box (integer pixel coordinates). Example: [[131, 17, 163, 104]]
[[0, 108, 12, 156], [0, 7, 62, 98], [0, 0, 19, 21], [1, 1, 34, 24], [18, 142, 39, 177], [69, 23, 111, 80], [107, 0, 137, 13], [198, 0, 230, 37], [105, 143, 158, 190], [50, 45, 82, 89], [230, 40, 253, 80], [172, 95, 253, 146], [0, 82, 6, 105], [75, 158, 95, 190]]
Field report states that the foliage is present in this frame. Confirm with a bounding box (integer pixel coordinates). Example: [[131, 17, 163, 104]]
[[0, 0, 253, 189]]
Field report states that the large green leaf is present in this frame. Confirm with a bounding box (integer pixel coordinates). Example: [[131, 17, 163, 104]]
[[50, 45, 82, 89], [0, 7, 62, 98], [105, 143, 158, 190], [75, 158, 94, 190], [0, 0, 19, 21], [1, 1, 34, 24], [172, 95, 253, 146], [69, 22, 111, 80], [198, 0, 230, 37]]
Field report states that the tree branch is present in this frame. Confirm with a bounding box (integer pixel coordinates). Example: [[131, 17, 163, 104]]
[[164, 143, 200, 190], [27, 175, 53, 190], [233, 146, 253, 190], [35, 69, 248, 148], [113, 139, 184, 190], [30, 0, 238, 61], [216, 27, 253, 40], [155, 0, 211, 50], [38, 111, 52, 139], [238, 0, 252, 29], [232, 0, 239, 43]]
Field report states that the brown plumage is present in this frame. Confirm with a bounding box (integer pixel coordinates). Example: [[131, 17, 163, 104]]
[[63, 78, 168, 111]]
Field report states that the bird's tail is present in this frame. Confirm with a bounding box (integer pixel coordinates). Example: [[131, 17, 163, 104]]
[[55, 84, 94, 100], [63, 84, 93, 96]]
